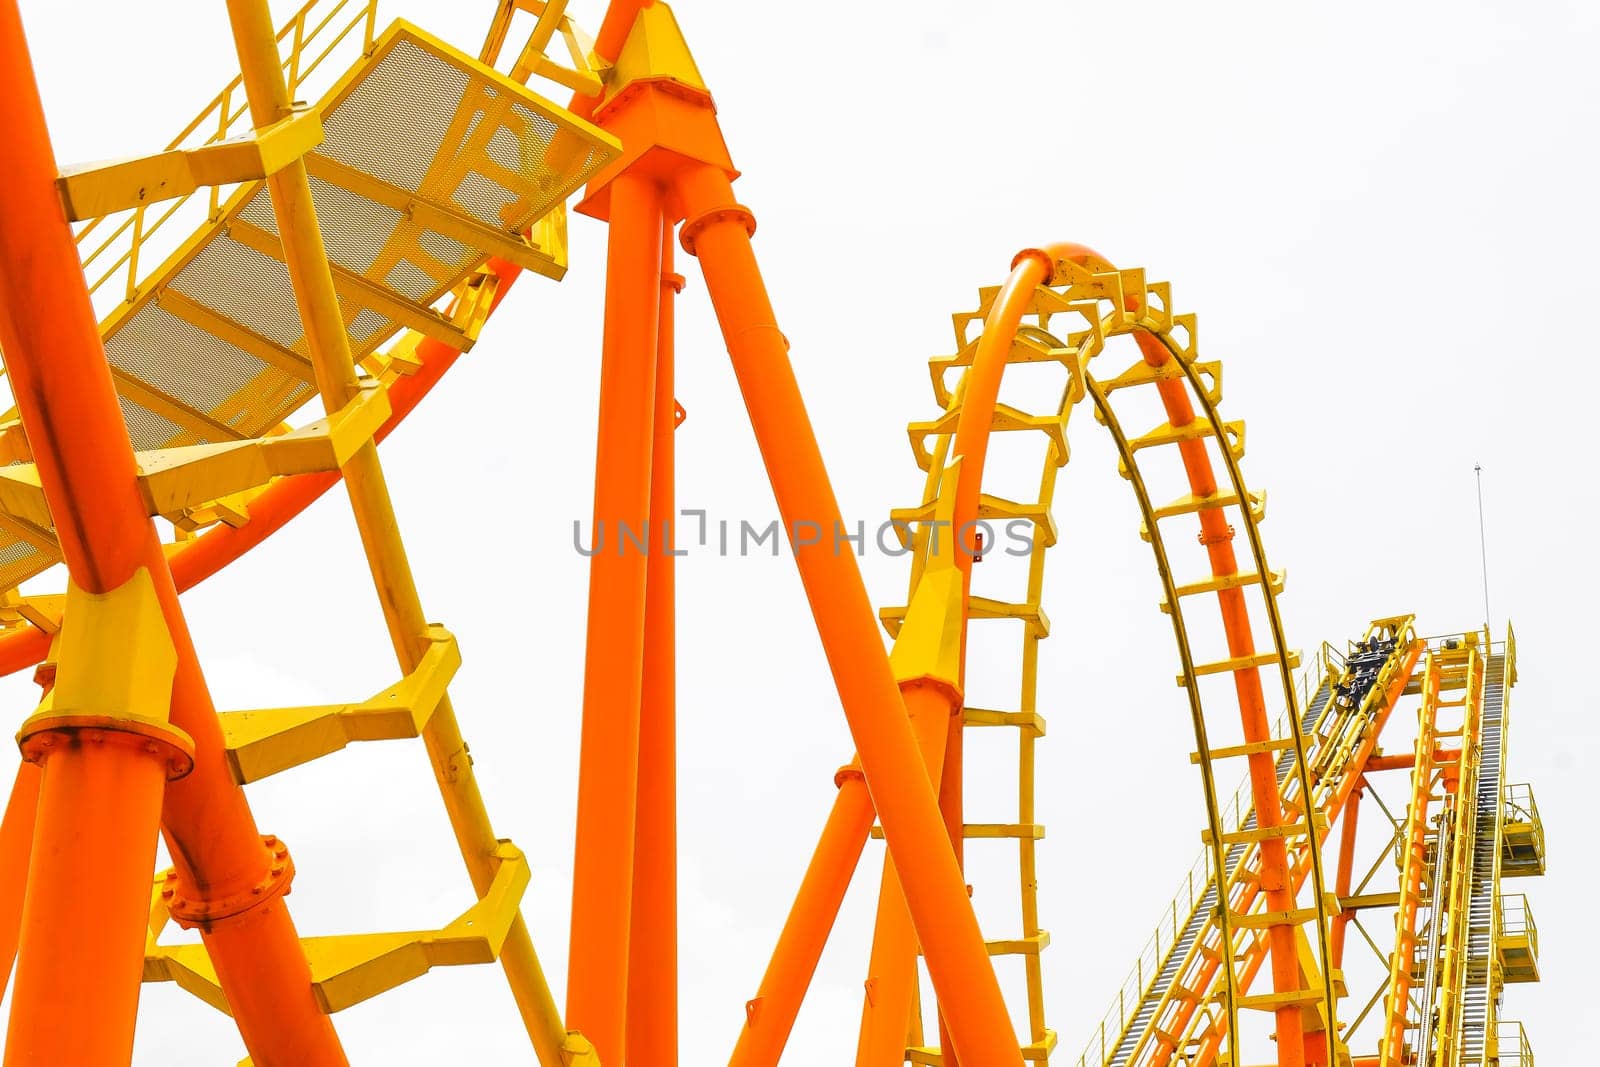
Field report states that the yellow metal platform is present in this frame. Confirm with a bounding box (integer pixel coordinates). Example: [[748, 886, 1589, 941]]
[[0, 14, 617, 597]]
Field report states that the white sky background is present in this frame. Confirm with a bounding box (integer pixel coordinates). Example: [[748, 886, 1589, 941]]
[[1, 0, 1595, 1063]]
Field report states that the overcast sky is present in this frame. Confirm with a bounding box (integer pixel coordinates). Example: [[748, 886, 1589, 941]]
[[2, 1, 1594, 1064]]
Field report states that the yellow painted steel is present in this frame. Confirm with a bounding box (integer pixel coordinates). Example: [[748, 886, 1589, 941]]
[[219, 626, 460, 782], [1378, 649, 1444, 1067], [146, 841, 531, 1014], [1428, 639, 1486, 1067], [0, 2, 1552, 1063], [13, 570, 185, 766], [1500, 782, 1547, 877], [879, 258, 1370, 1066], [0, 2, 624, 1064], [55, 109, 325, 221], [0, 0, 616, 604], [1497, 894, 1539, 983]]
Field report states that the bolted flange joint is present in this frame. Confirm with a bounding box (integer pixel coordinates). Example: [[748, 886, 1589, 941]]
[[679, 203, 755, 256], [17, 711, 195, 781], [162, 833, 296, 930]]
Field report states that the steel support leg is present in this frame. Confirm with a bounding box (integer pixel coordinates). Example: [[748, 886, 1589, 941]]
[[568, 169, 664, 1065], [675, 160, 1022, 1067]]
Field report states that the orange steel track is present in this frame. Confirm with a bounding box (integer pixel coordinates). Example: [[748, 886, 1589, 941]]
[[0, 2, 1544, 1066]]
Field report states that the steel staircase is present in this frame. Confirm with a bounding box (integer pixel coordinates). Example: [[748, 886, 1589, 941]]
[[1459, 652, 1506, 1066]]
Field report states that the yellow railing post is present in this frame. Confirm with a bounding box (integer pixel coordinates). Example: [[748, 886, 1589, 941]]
[[217, 0, 571, 1060]]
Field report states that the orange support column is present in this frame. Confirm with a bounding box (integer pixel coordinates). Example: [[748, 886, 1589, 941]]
[[856, 684, 955, 1066], [7, 718, 173, 1065], [731, 764, 876, 1067], [0, 5, 345, 1065], [674, 159, 1022, 1066], [0, 762, 40, 1001], [627, 221, 683, 1065], [568, 169, 664, 1065], [1132, 324, 1309, 1067], [1331, 778, 1364, 969]]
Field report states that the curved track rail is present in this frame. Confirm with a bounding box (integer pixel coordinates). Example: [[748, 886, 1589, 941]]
[[883, 248, 1340, 1066]]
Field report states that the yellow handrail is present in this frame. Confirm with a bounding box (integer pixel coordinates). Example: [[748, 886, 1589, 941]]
[[72, 0, 378, 307], [1071, 652, 1334, 1067]]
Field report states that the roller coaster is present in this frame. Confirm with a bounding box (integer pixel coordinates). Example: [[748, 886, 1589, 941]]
[[0, 1, 1548, 1065]]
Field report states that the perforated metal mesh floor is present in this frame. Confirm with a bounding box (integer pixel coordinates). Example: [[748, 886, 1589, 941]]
[[0, 22, 617, 594]]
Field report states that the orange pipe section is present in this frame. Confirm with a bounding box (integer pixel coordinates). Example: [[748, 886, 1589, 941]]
[[0, 762, 41, 1001], [570, 0, 655, 120], [1129, 321, 1307, 1067], [946, 246, 1066, 550], [1330, 778, 1364, 969], [0, 260, 524, 680], [730, 765, 877, 1065], [627, 222, 682, 1065], [0, 8, 342, 1064], [675, 160, 1022, 1066], [856, 684, 954, 1066], [568, 169, 664, 1065], [932, 714, 965, 1067], [1364, 752, 1422, 772], [6, 729, 168, 1063]]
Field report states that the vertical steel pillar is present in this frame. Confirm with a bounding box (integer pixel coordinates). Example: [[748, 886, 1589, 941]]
[[0, 5, 346, 1064], [627, 219, 682, 1064], [568, 169, 664, 1064], [674, 160, 1023, 1066], [0, 762, 40, 1002]]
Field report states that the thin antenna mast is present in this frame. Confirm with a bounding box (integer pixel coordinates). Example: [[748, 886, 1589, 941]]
[[1474, 464, 1491, 630]]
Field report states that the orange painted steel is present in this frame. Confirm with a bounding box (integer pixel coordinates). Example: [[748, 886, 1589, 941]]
[[627, 221, 684, 1065], [731, 761, 877, 1066], [742, 245, 1082, 1065], [1181, 641, 1425, 1067], [1331, 777, 1365, 969], [948, 246, 1066, 541], [674, 158, 1023, 1066], [856, 682, 956, 1066], [569, 0, 656, 122], [1132, 299, 1308, 1067], [1365, 752, 1423, 772], [1379, 655, 1443, 1067], [932, 710, 965, 1067], [5, 725, 168, 1064], [0, 763, 39, 1001], [856, 245, 1060, 1065], [594, 0, 656, 69], [568, 168, 666, 1065], [0, 5, 345, 1064]]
